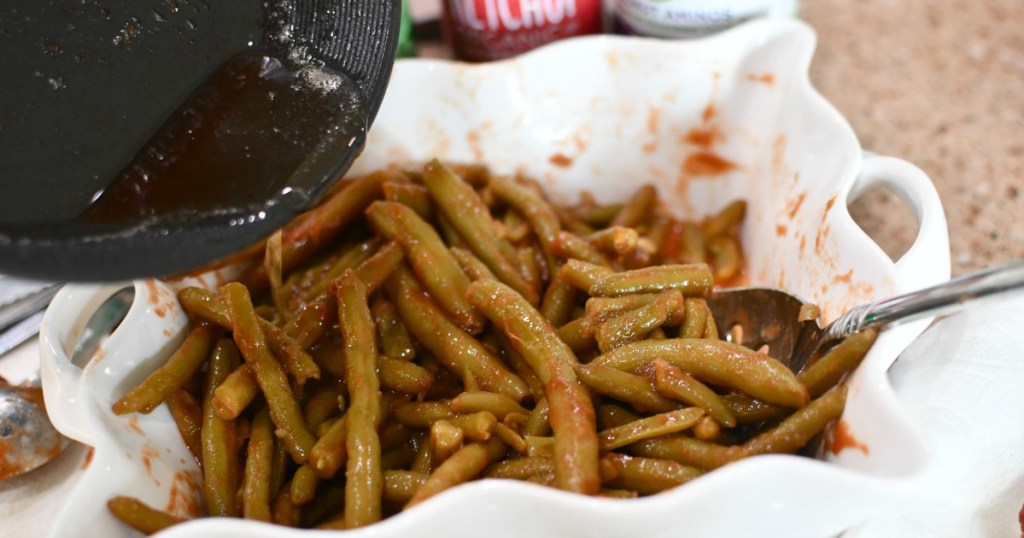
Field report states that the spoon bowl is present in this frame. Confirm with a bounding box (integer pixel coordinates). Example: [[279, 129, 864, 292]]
[[708, 258, 1024, 373]]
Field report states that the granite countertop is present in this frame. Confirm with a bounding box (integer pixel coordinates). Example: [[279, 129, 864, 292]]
[[802, 0, 1024, 276]]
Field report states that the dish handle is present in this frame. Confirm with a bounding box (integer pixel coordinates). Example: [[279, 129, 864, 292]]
[[40, 281, 188, 445], [851, 154, 951, 288]]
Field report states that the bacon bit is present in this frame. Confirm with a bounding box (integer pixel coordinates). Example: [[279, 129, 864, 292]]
[[548, 153, 573, 168], [682, 152, 737, 176], [747, 73, 775, 86], [81, 447, 95, 470], [826, 419, 869, 455]]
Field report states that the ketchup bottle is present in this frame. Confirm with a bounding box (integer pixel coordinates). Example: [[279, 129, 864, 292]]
[[442, 0, 603, 62]]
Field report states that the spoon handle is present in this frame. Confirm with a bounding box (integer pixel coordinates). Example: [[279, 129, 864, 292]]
[[826, 258, 1024, 340]]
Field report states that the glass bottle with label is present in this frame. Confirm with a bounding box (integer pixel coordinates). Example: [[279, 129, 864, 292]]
[[610, 0, 797, 39]]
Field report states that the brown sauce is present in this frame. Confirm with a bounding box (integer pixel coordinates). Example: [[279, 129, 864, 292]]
[[81, 51, 363, 223]]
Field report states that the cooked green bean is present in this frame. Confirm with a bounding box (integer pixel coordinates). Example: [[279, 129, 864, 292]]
[[702, 200, 746, 238], [308, 415, 348, 479], [288, 465, 318, 506], [108, 496, 186, 535], [450, 246, 498, 282], [383, 181, 434, 220], [556, 317, 596, 355], [202, 338, 242, 517], [222, 282, 316, 462], [367, 201, 483, 334], [575, 200, 623, 228], [112, 323, 217, 415], [449, 411, 498, 442], [430, 420, 464, 462], [302, 378, 346, 431], [165, 390, 203, 463], [386, 266, 530, 401], [497, 333, 546, 401], [598, 408, 704, 451], [392, 400, 454, 429], [451, 391, 529, 421], [349, 241, 406, 296], [599, 453, 702, 495], [212, 365, 259, 421], [371, 298, 416, 361], [681, 298, 708, 338], [283, 294, 336, 350], [588, 264, 714, 297], [525, 398, 552, 437], [591, 339, 809, 408], [744, 386, 847, 456], [484, 456, 555, 481], [721, 394, 789, 424], [383, 470, 428, 505], [488, 176, 562, 253], [585, 294, 660, 324], [798, 330, 878, 397], [652, 359, 736, 427], [575, 362, 680, 413], [588, 226, 639, 258], [380, 357, 434, 396], [558, 259, 614, 292], [539, 274, 577, 328], [611, 184, 656, 228], [707, 236, 741, 282], [299, 238, 380, 304], [422, 160, 540, 304], [468, 279, 600, 495], [407, 438, 507, 508], [551, 231, 610, 266], [242, 407, 274, 522], [493, 422, 529, 454], [630, 436, 746, 471], [594, 290, 683, 352], [693, 415, 722, 442], [336, 270, 384, 528]]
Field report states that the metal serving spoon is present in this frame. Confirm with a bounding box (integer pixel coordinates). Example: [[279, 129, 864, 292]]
[[0, 0, 400, 282], [707, 259, 1024, 372], [0, 287, 133, 480]]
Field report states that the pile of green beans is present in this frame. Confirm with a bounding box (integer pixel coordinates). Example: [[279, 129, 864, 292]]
[[106, 160, 876, 534]]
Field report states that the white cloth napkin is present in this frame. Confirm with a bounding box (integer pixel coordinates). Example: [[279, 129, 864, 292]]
[[845, 292, 1024, 537]]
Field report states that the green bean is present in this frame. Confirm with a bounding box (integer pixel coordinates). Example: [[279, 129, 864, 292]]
[[630, 436, 746, 471], [380, 357, 434, 395], [112, 323, 217, 415], [652, 359, 736, 428], [594, 290, 683, 352], [585, 294, 660, 324], [381, 443, 417, 471], [679, 223, 707, 264], [422, 160, 540, 304], [367, 201, 483, 333], [552, 203, 595, 236], [599, 453, 702, 495], [497, 333, 546, 401], [721, 394, 789, 424], [556, 317, 596, 355], [178, 287, 320, 385], [430, 420, 464, 462], [642, 216, 670, 256], [450, 246, 498, 282], [290, 464, 319, 505], [551, 231, 609, 266], [484, 456, 554, 481], [348, 241, 406, 296], [301, 481, 346, 528], [302, 378, 346, 431], [693, 415, 722, 442], [383, 470, 428, 505], [588, 264, 714, 297], [575, 201, 623, 228], [242, 407, 274, 522], [371, 298, 416, 361], [558, 259, 613, 292], [450, 391, 529, 421], [449, 411, 498, 442], [212, 365, 259, 420], [525, 398, 552, 437], [798, 330, 878, 397], [108, 496, 185, 535], [539, 274, 577, 328], [222, 282, 316, 462], [702, 300, 719, 339], [744, 386, 847, 456], [467, 279, 600, 495], [681, 298, 707, 338], [383, 181, 434, 220], [283, 294, 336, 350], [299, 239, 380, 304], [611, 184, 656, 228], [202, 338, 242, 517], [591, 339, 809, 408], [575, 362, 679, 413], [493, 422, 529, 454], [500, 208, 532, 243], [525, 435, 555, 458], [518, 246, 546, 292], [406, 438, 507, 507], [702, 200, 746, 238], [165, 391, 202, 464], [707, 236, 741, 282], [596, 403, 640, 429], [488, 177, 562, 253], [392, 400, 454, 429], [591, 226, 641, 258], [238, 172, 385, 292], [598, 408, 704, 451], [272, 486, 299, 527], [386, 266, 529, 401], [308, 415, 348, 479], [336, 271, 383, 528], [265, 230, 287, 316]]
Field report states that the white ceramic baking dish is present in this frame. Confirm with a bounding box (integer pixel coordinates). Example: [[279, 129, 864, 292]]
[[38, 19, 950, 538]]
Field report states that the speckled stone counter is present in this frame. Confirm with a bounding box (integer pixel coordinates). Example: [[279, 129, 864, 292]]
[[802, 0, 1024, 275]]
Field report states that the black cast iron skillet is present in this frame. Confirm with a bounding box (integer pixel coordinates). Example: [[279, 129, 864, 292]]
[[0, 0, 400, 281]]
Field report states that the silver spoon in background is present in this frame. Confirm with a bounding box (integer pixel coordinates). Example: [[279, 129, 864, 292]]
[[0, 286, 133, 480], [707, 259, 1024, 373]]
